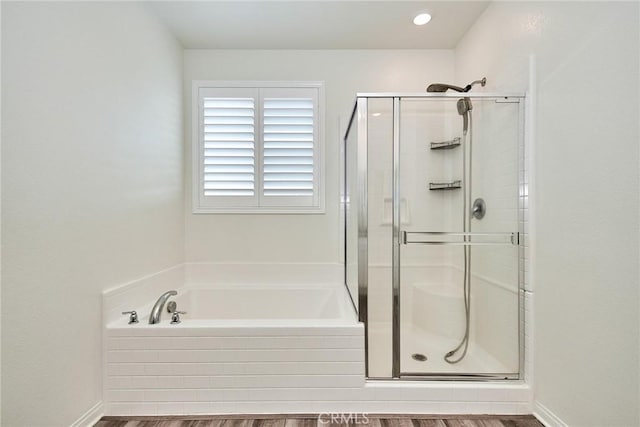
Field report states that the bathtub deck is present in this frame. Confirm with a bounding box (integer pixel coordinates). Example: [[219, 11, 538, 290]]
[[96, 415, 544, 427]]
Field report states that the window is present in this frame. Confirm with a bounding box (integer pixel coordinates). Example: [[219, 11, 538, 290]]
[[192, 81, 324, 213]]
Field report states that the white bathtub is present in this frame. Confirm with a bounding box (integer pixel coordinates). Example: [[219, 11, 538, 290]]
[[168, 285, 355, 324], [104, 283, 364, 415]]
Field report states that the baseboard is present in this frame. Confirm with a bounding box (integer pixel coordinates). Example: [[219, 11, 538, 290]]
[[70, 401, 103, 427], [533, 401, 567, 427]]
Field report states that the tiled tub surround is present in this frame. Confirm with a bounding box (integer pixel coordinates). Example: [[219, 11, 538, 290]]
[[105, 322, 365, 415], [104, 283, 364, 415]]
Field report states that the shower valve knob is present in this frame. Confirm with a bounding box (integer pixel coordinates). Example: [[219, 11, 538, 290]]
[[122, 311, 139, 324], [170, 311, 187, 324], [472, 198, 486, 220]]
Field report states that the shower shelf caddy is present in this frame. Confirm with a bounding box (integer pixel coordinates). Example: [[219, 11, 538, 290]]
[[430, 137, 461, 150], [429, 180, 461, 191]]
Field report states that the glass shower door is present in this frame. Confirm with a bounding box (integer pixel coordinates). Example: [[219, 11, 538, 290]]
[[398, 97, 522, 378]]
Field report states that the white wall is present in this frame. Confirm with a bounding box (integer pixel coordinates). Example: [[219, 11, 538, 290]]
[[0, 3, 3, 421], [184, 50, 454, 265], [1, 2, 184, 425], [455, 2, 639, 425]]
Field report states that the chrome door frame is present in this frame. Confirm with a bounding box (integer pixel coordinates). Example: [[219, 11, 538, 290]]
[[344, 93, 526, 382]]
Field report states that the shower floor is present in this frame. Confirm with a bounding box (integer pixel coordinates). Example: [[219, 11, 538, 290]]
[[368, 322, 512, 377]]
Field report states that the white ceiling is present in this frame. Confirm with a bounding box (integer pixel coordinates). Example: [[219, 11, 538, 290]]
[[146, 1, 490, 49]]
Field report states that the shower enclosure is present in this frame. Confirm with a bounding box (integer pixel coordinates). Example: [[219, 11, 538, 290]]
[[343, 92, 525, 380]]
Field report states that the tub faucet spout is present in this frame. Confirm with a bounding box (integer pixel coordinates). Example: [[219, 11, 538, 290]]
[[149, 290, 177, 324]]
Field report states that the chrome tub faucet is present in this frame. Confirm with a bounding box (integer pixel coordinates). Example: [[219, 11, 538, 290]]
[[149, 290, 177, 324]]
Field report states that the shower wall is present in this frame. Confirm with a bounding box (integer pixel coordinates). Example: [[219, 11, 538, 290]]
[[455, 2, 639, 425]]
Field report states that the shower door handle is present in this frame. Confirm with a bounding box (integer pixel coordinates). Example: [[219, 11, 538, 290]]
[[401, 231, 519, 246]]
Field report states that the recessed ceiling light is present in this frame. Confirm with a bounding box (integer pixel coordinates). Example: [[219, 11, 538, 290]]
[[413, 12, 432, 26], [372, 112, 382, 117]]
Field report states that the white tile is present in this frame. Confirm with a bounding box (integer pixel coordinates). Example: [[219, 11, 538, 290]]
[[106, 376, 131, 389], [210, 401, 238, 413], [438, 402, 471, 414], [277, 401, 317, 413], [478, 387, 510, 402], [144, 363, 173, 375], [103, 402, 133, 416], [107, 363, 146, 376], [192, 336, 364, 350], [196, 388, 250, 402], [449, 387, 479, 402], [182, 402, 216, 414], [356, 401, 400, 413], [157, 350, 193, 363], [144, 389, 197, 402], [201, 362, 246, 375], [105, 402, 158, 416], [250, 361, 363, 376], [107, 351, 132, 363], [156, 402, 185, 415], [238, 401, 285, 414], [153, 348, 363, 363], [398, 386, 453, 402], [108, 325, 363, 338], [461, 402, 493, 414], [388, 401, 442, 413], [129, 375, 159, 389], [182, 376, 212, 389], [195, 389, 226, 401], [155, 376, 186, 388], [107, 389, 145, 402], [107, 338, 127, 350], [490, 402, 522, 414]]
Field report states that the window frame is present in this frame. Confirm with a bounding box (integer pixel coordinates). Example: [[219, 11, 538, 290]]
[[192, 80, 325, 214]]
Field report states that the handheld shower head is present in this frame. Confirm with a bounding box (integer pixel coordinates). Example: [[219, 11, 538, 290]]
[[457, 98, 472, 133], [426, 78, 486, 134], [457, 98, 472, 115]]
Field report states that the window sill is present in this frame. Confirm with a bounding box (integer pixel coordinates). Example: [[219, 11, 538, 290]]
[[192, 206, 325, 215]]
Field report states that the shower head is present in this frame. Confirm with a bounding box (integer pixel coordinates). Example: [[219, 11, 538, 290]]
[[426, 77, 487, 93], [426, 83, 465, 93]]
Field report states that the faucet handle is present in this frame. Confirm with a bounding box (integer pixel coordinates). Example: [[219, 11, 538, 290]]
[[122, 311, 139, 324], [170, 311, 187, 325]]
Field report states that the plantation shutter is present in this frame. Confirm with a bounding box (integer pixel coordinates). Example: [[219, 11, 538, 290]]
[[194, 83, 323, 213], [203, 98, 255, 196], [197, 87, 259, 209], [260, 87, 319, 208]]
